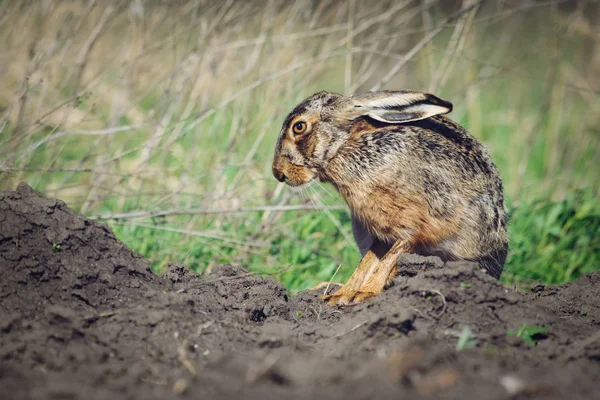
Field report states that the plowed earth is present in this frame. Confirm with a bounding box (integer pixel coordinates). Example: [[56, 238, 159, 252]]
[[1, 184, 599, 399]]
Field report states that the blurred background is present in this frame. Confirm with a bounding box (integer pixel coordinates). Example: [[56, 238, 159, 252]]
[[1, 0, 598, 290]]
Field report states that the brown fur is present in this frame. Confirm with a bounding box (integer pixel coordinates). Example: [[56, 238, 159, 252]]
[[348, 118, 392, 139], [272, 90, 508, 303]]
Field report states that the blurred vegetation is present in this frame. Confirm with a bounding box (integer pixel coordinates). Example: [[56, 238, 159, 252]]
[[0, 0, 598, 291]]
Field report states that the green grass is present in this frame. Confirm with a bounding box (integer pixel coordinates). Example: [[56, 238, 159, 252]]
[[503, 189, 600, 285], [456, 326, 477, 352], [1, 1, 599, 292], [106, 188, 600, 292], [109, 206, 361, 291]]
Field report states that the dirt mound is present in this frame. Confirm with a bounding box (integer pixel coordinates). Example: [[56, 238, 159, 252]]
[[1, 184, 599, 400]]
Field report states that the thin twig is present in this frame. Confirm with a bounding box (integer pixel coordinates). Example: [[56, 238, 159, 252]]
[[123, 222, 270, 248], [410, 307, 435, 321], [12, 77, 29, 145], [339, 1, 413, 47], [21, 124, 147, 156], [73, 6, 114, 93], [0, 167, 133, 177], [344, 0, 355, 95], [430, 289, 447, 319], [333, 321, 368, 338], [90, 204, 347, 220], [214, 23, 347, 50], [561, 331, 600, 362], [324, 263, 344, 296], [430, 0, 479, 92], [177, 340, 197, 376]]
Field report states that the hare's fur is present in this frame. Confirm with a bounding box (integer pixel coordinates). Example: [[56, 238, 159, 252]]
[[273, 90, 508, 295]]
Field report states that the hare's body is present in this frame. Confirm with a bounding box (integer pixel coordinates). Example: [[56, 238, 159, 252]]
[[273, 91, 508, 304], [325, 115, 507, 278]]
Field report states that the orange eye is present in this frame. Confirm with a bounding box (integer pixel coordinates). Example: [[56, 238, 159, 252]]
[[292, 121, 307, 135]]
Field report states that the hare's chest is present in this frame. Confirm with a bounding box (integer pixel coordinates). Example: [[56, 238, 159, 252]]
[[341, 182, 465, 247], [339, 184, 421, 242]]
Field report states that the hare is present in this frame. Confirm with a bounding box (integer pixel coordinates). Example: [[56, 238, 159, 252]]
[[272, 90, 508, 305]]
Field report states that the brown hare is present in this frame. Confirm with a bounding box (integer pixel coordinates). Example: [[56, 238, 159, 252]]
[[272, 90, 508, 305]]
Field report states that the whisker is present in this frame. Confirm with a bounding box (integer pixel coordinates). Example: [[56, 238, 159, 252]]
[[306, 185, 324, 217], [308, 184, 325, 205], [315, 181, 337, 202]]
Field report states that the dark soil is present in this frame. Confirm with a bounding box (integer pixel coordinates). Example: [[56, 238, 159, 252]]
[[1, 183, 599, 400]]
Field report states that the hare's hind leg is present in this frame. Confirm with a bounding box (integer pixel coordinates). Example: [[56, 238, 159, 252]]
[[323, 241, 390, 305], [352, 239, 413, 304]]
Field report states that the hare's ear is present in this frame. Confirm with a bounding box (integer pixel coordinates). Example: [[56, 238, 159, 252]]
[[350, 91, 452, 124]]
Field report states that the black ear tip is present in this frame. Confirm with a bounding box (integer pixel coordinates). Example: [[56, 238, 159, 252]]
[[427, 93, 453, 112]]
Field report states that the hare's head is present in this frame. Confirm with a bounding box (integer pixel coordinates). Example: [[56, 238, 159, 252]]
[[272, 90, 453, 186]]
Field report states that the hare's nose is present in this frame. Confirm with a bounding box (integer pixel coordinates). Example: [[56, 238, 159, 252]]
[[273, 168, 287, 183]]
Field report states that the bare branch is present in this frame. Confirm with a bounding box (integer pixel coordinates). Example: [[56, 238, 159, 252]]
[[73, 5, 114, 93], [21, 124, 147, 156], [371, 0, 484, 91]]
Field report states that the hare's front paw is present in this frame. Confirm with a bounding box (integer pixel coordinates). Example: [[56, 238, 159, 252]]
[[321, 290, 355, 306], [322, 263, 398, 305], [351, 290, 381, 304], [322, 287, 382, 306]]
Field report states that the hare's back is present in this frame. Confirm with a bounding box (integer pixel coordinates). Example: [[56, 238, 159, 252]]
[[392, 116, 503, 200], [394, 115, 505, 225]]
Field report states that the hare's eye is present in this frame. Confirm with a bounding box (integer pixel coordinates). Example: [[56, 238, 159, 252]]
[[292, 121, 307, 135]]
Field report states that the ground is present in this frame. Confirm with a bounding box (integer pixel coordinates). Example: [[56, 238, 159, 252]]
[[0, 183, 599, 400]]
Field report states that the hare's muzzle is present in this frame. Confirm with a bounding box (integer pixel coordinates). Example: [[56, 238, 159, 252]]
[[272, 155, 315, 186], [272, 156, 287, 182]]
